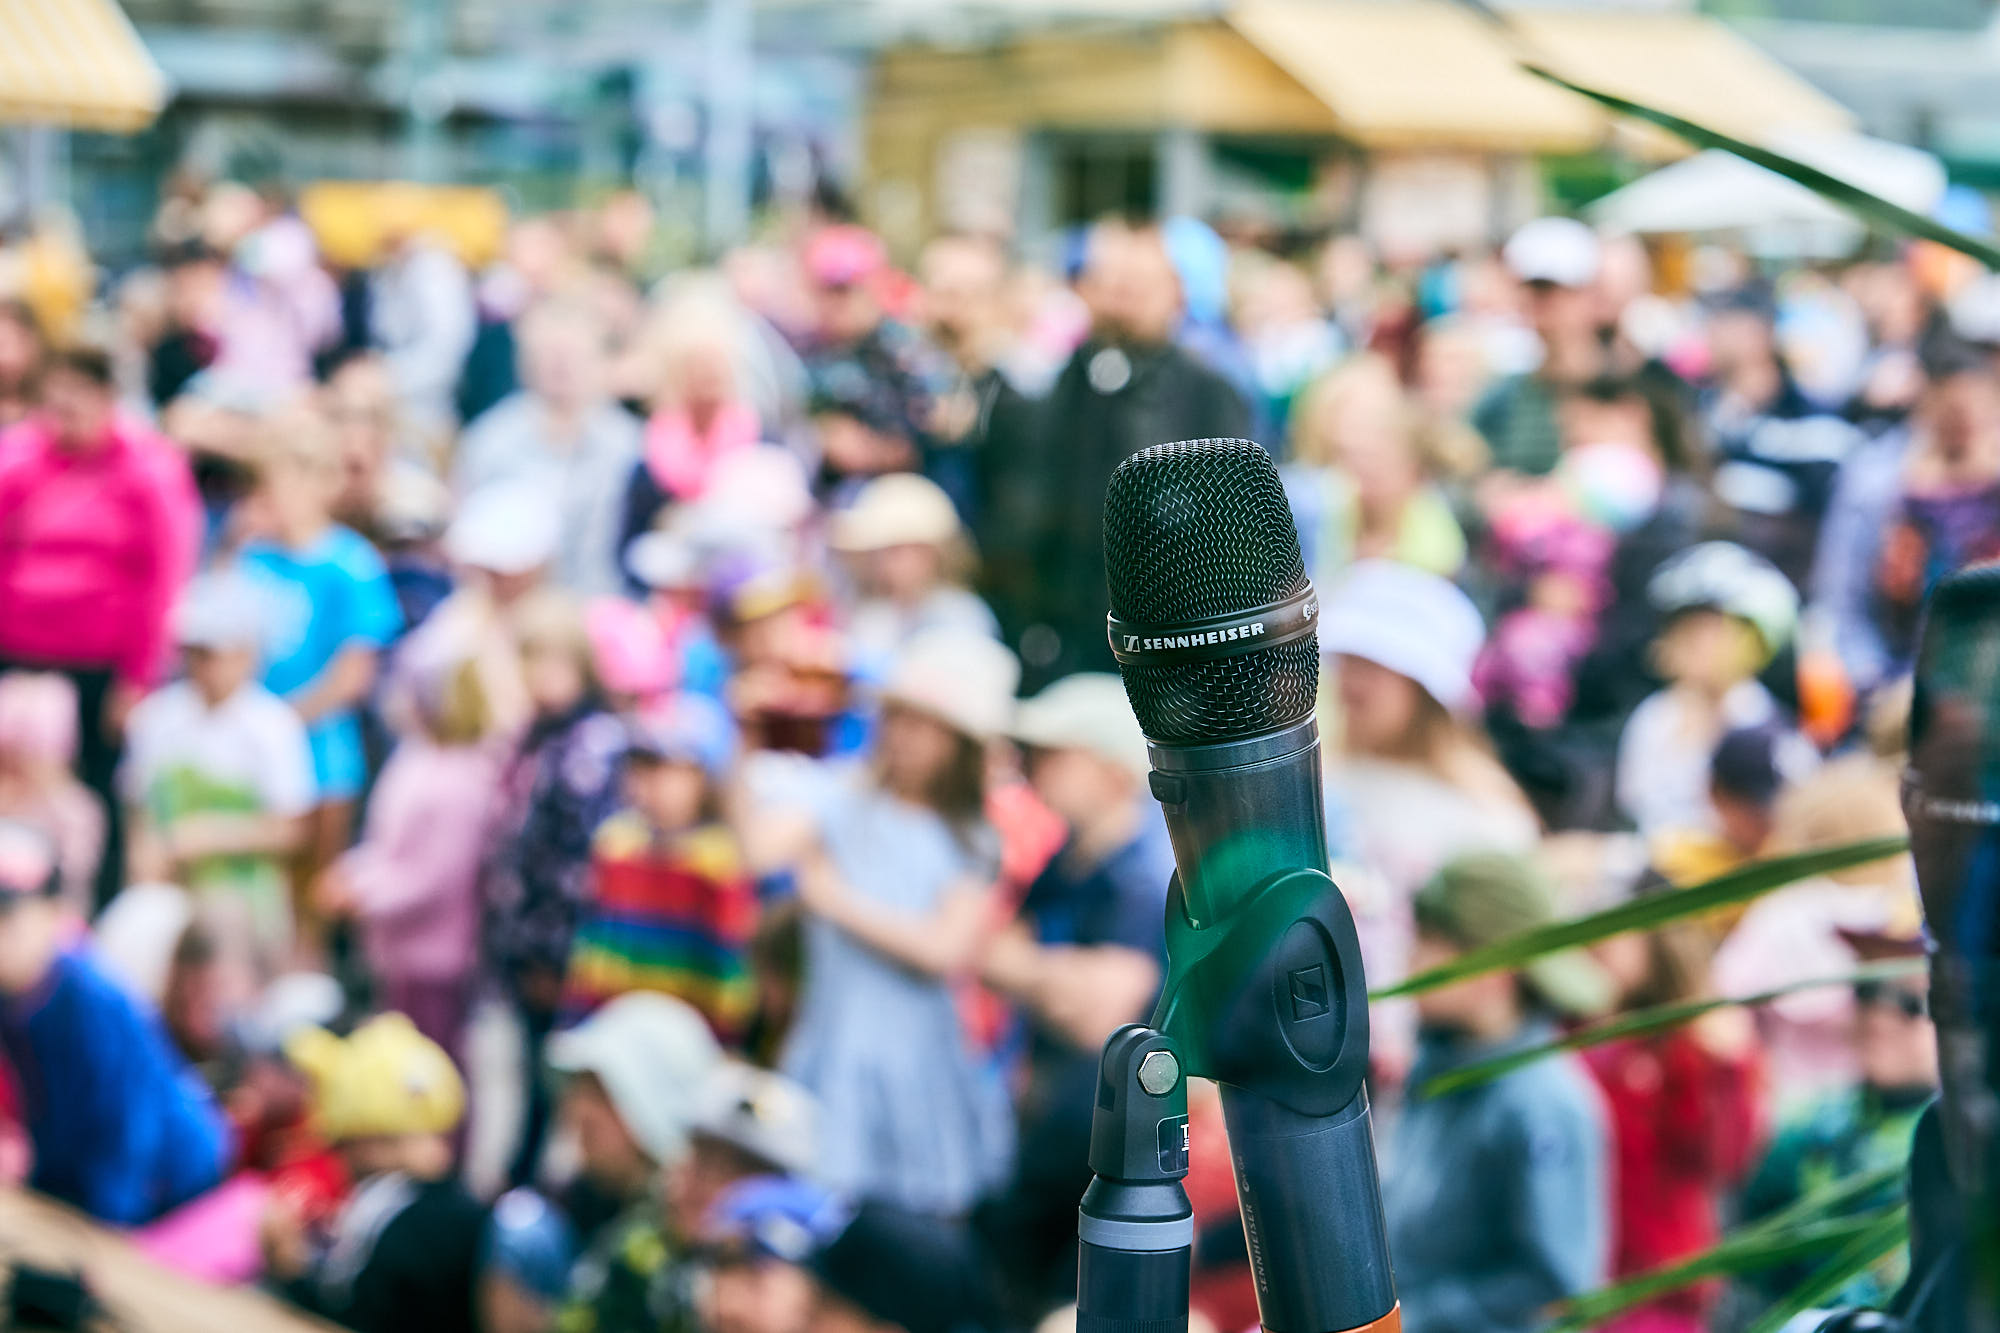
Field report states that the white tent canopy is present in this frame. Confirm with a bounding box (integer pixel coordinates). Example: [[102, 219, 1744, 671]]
[[1588, 130, 1948, 257]]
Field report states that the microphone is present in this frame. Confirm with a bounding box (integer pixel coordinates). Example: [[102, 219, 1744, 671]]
[[1096, 438, 1397, 1333], [1904, 563, 2000, 1313]]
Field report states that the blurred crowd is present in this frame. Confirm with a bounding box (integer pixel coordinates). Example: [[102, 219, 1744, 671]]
[[0, 175, 1967, 1333]]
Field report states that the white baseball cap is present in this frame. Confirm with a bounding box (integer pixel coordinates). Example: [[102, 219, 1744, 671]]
[[692, 1061, 820, 1179], [1318, 560, 1486, 713], [446, 482, 561, 576], [1011, 673, 1151, 780], [831, 472, 963, 553], [1504, 217, 1602, 289], [547, 993, 724, 1165], [879, 628, 1020, 741]]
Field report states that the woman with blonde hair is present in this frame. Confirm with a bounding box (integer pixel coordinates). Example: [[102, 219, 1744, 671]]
[[1282, 354, 1467, 592]]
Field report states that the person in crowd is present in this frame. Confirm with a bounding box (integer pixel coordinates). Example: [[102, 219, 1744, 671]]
[[1737, 929, 1937, 1311], [549, 991, 722, 1330], [564, 700, 757, 1041], [1699, 283, 1863, 590], [1281, 354, 1467, 592], [323, 349, 433, 543], [1318, 562, 1538, 1040], [997, 219, 1249, 685], [977, 672, 1174, 1316], [265, 1014, 485, 1333], [0, 343, 201, 904], [1615, 542, 1799, 840], [122, 569, 315, 985], [368, 224, 477, 433], [696, 1174, 846, 1333], [1585, 893, 1762, 1333], [1383, 852, 1612, 1333], [237, 409, 403, 950], [0, 298, 45, 427], [769, 629, 1018, 1217], [0, 671, 102, 917], [797, 225, 939, 470], [319, 645, 506, 1059], [809, 1200, 1001, 1333], [1651, 723, 1817, 890], [484, 590, 632, 1187], [146, 242, 225, 409], [620, 293, 764, 557], [1474, 217, 1609, 477], [832, 471, 999, 671], [0, 819, 233, 1225], [480, 1188, 579, 1333], [456, 298, 644, 599]]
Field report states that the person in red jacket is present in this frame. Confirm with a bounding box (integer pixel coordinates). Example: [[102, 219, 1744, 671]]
[[0, 344, 201, 904], [1586, 902, 1765, 1333]]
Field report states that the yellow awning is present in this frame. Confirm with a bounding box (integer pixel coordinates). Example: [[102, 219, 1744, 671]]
[[1226, 1, 1852, 155], [0, 0, 168, 133]]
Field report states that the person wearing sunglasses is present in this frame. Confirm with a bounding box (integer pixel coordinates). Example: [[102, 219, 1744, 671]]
[[1735, 927, 1937, 1312]]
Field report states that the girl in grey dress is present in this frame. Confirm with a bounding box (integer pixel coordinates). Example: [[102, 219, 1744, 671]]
[[779, 635, 1017, 1217]]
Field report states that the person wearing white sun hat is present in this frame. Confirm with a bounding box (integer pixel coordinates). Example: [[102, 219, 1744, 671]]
[[1319, 561, 1539, 1070], [1476, 216, 1610, 478], [773, 628, 1019, 1218], [831, 471, 999, 670]]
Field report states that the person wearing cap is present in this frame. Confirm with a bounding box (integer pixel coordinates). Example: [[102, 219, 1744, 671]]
[[1615, 541, 1799, 839], [1651, 722, 1819, 893], [696, 1174, 846, 1333], [1698, 283, 1862, 591], [1473, 217, 1610, 478], [808, 1198, 1001, 1333], [1737, 927, 1935, 1312], [976, 672, 1174, 1311], [237, 406, 403, 950], [122, 569, 316, 986], [548, 992, 722, 1332], [766, 629, 1019, 1217], [268, 1014, 486, 1333], [455, 297, 643, 600], [1318, 562, 1537, 1051], [990, 220, 1248, 689], [833, 471, 999, 669], [1382, 852, 1612, 1333], [562, 699, 756, 1040], [0, 818, 232, 1225]]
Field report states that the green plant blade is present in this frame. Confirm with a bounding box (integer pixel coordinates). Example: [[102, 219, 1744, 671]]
[[1549, 1211, 1898, 1331], [1370, 837, 1908, 1001], [1420, 958, 1925, 1097], [1521, 65, 2000, 269], [1739, 1161, 1909, 1242], [1743, 1207, 1910, 1333]]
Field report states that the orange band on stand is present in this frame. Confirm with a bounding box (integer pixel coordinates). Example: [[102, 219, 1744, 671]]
[[1319, 1304, 1401, 1333]]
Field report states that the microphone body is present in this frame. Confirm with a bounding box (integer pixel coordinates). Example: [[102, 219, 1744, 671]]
[[1100, 439, 1398, 1333]]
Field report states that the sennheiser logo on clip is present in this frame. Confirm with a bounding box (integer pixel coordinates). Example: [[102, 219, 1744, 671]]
[[1122, 622, 1268, 653]]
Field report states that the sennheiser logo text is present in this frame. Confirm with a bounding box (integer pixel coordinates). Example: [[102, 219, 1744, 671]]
[[1125, 623, 1268, 652]]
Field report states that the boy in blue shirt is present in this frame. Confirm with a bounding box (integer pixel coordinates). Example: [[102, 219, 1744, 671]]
[[0, 818, 233, 1224], [237, 410, 402, 958]]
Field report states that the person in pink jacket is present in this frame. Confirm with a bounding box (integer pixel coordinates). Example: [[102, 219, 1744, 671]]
[[0, 345, 201, 906], [317, 645, 508, 1062]]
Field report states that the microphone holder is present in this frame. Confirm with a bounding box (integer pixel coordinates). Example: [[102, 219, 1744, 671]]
[[1077, 867, 1398, 1333]]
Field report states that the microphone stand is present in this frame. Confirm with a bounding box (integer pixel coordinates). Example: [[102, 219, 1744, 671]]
[[1076, 868, 1398, 1333]]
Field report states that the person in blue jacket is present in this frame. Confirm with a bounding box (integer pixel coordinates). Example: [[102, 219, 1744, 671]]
[[0, 817, 233, 1224]]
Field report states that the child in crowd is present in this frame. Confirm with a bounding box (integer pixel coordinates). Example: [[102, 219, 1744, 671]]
[[565, 699, 756, 1039], [626, 528, 731, 700], [122, 570, 316, 985], [237, 410, 403, 953], [1651, 723, 1817, 891], [1382, 852, 1612, 1333], [830, 471, 998, 672], [266, 1014, 485, 1333], [0, 819, 233, 1225], [321, 648, 507, 1059], [0, 671, 102, 916], [1586, 897, 1762, 1333], [773, 629, 1018, 1218], [1615, 542, 1799, 839], [696, 1175, 846, 1333]]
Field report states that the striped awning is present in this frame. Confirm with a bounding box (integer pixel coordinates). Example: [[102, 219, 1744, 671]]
[[0, 0, 168, 133]]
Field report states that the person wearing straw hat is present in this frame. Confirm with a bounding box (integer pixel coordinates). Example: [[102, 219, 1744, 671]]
[[1383, 852, 1612, 1333], [831, 471, 998, 671], [775, 629, 1019, 1218]]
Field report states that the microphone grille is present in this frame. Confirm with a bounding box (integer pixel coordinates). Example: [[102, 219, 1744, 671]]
[[1913, 560, 2000, 753], [1102, 439, 1318, 743]]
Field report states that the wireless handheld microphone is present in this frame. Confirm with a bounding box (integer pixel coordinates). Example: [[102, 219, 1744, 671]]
[[1079, 439, 1397, 1333]]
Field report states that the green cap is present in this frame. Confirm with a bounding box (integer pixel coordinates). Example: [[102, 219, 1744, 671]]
[[1412, 851, 1613, 1019]]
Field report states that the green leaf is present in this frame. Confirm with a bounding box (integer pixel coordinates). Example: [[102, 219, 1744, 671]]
[[1738, 1161, 1909, 1241], [1419, 959, 1926, 1098], [1521, 65, 2000, 269], [1549, 1211, 1898, 1331], [1743, 1207, 1910, 1333], [1369, 837, 1908, 1001]]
